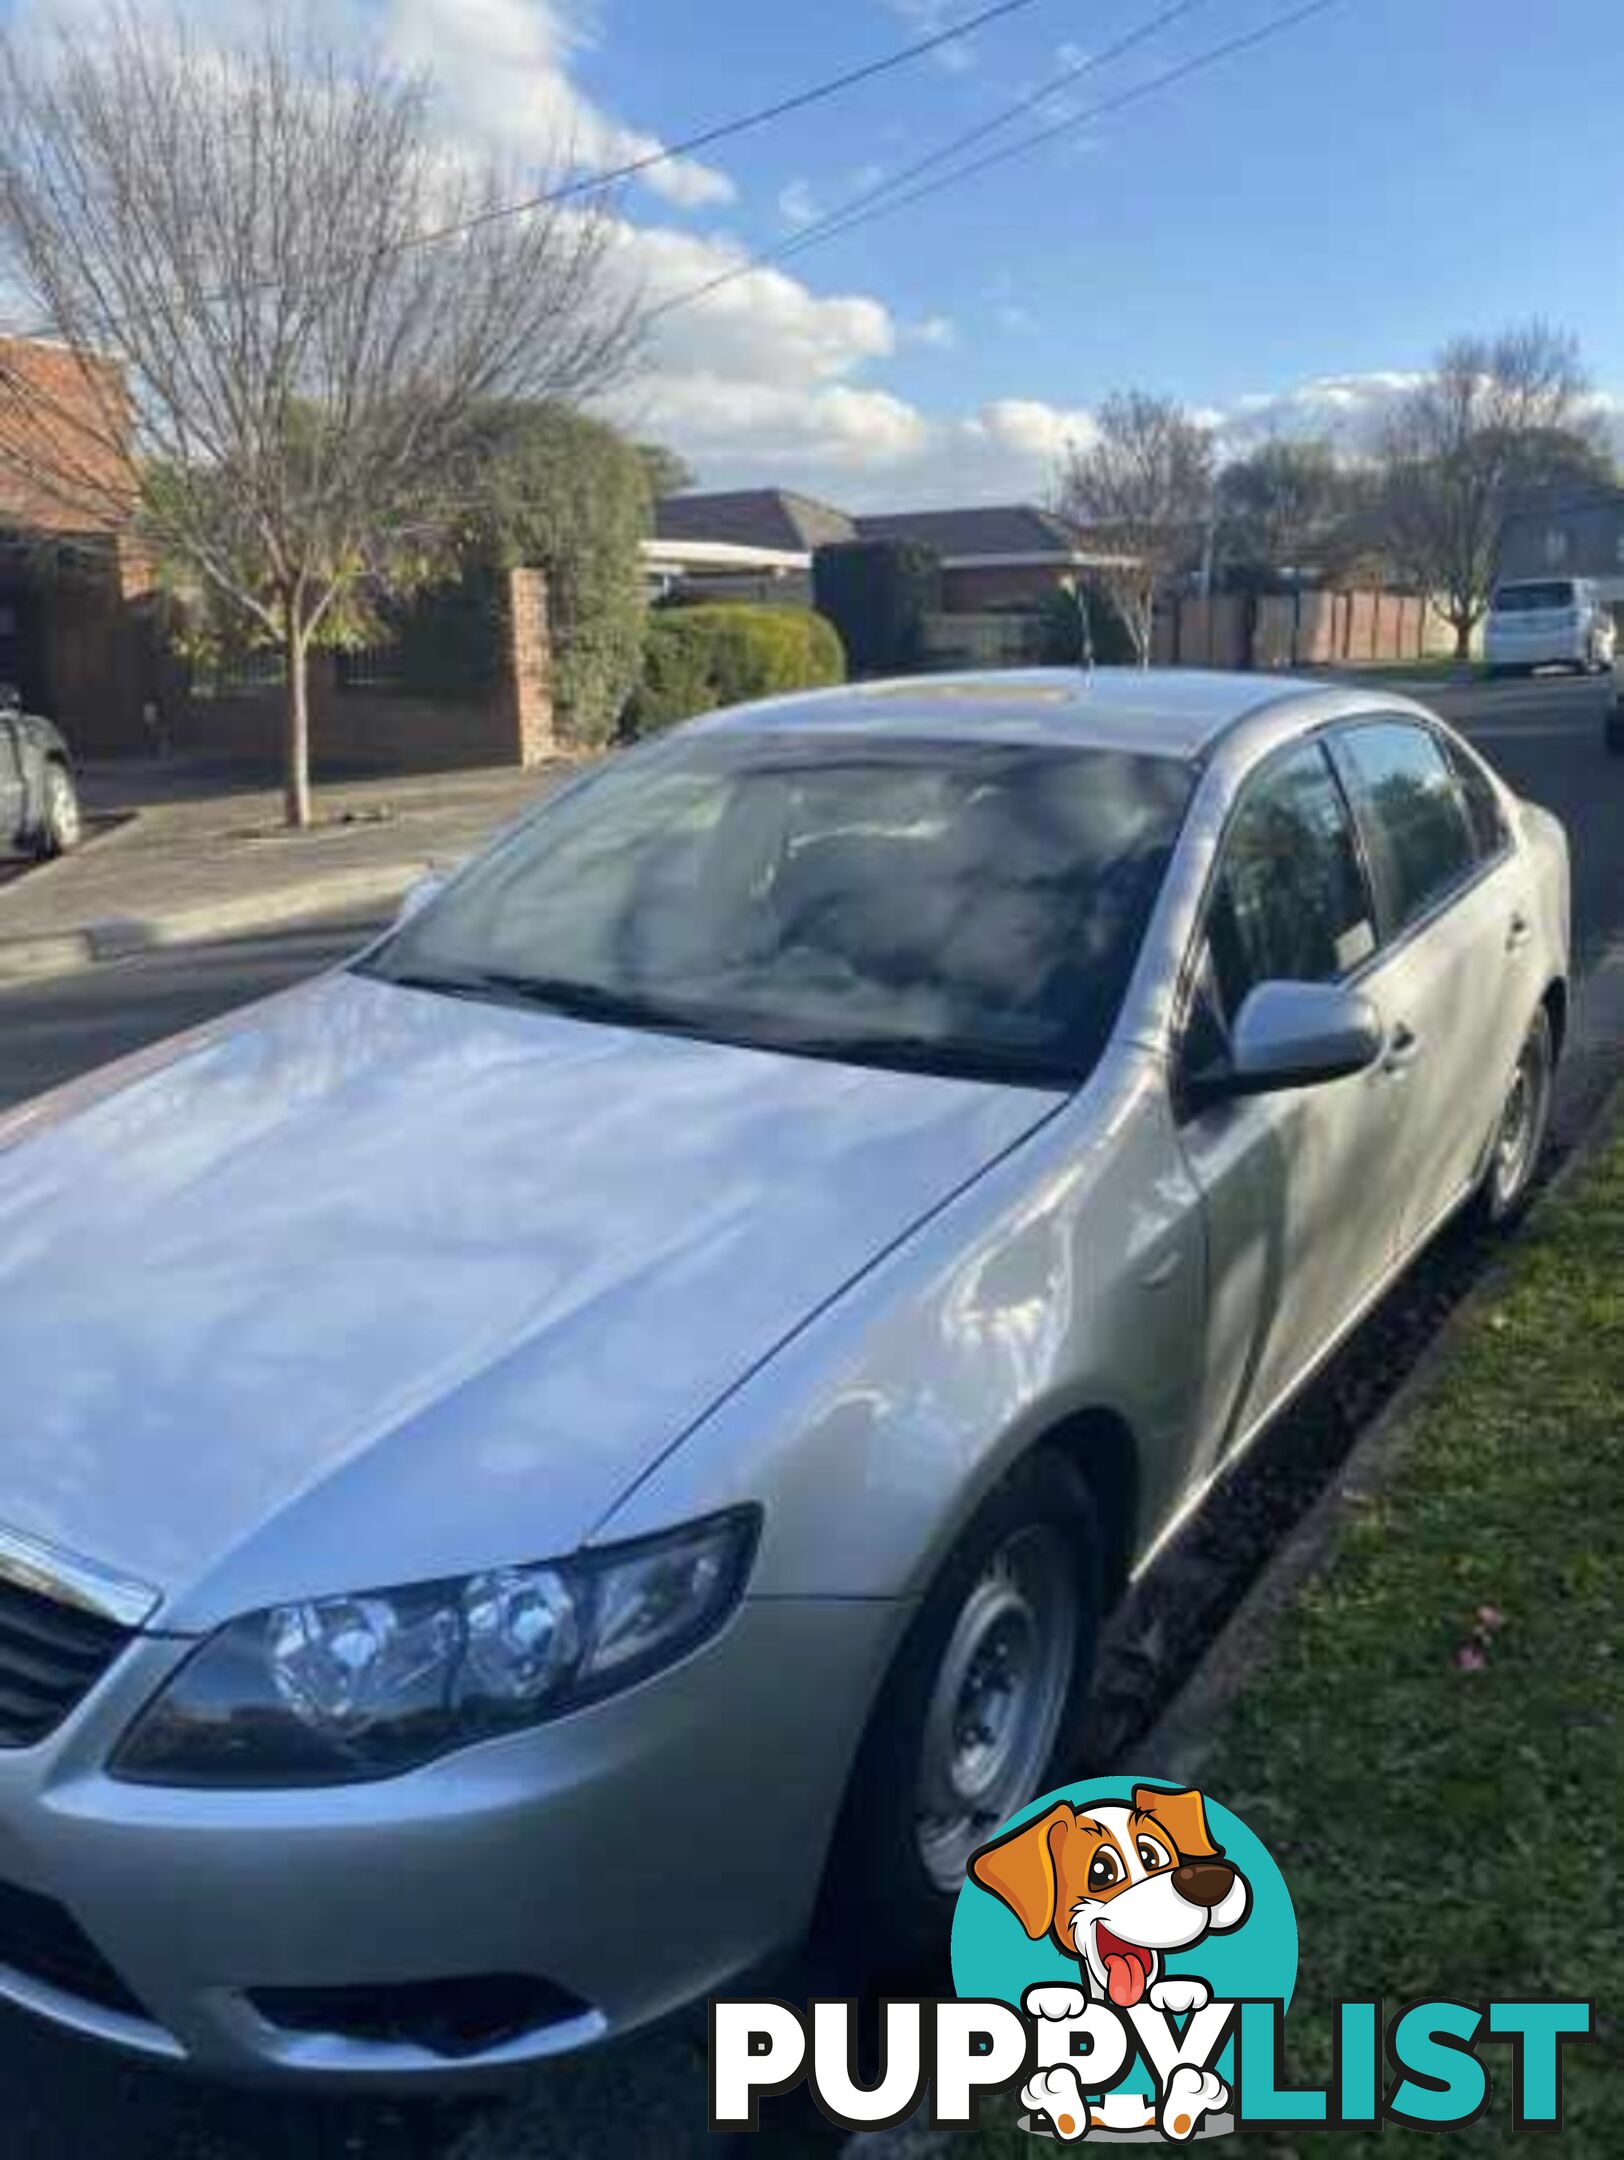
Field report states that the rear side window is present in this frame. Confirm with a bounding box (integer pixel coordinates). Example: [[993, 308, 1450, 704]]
[[1334, 722, 1476, 933], [1206, 741, 1376, 1025], [1442, 737, 1512, 861]]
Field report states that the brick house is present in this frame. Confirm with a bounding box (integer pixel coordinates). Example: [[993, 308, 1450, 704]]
[[649, 490, 1131, 611], [0, 335, 162, 754], [852, 505, 1132, 611]]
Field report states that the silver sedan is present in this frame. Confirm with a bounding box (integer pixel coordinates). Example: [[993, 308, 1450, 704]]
[[0, 669, 1569, 2084]]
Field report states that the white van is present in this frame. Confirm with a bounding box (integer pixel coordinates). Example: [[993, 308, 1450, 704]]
[[1485, 577, 1617, 676]]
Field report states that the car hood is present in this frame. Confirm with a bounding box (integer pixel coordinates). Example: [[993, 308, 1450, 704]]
[[0, 971, 1061, 1627]]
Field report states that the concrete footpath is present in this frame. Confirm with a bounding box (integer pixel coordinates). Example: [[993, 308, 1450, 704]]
[[0, 757, 577, 983]]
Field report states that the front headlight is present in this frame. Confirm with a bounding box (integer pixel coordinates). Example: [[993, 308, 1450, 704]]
[[112, 1509, 759, 1788]]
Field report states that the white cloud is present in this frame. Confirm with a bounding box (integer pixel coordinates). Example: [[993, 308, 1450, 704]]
[[776, 164, 887, 231], [1220, 370, 1427, 451], [609, 223, 897, 387], [377, 0, 735, 207], [11, 0, 736, 209], [605, 221, 1100, 505]]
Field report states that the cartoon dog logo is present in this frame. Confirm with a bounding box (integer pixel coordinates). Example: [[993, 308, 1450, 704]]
[[970, 1784, 1253, 2141]]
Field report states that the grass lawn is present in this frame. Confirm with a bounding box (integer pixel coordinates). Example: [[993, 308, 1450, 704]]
[[968, 1116, 1623, 2155]]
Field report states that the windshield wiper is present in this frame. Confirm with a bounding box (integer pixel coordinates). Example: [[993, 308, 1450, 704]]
[[761, 1030, 1071, 1087], [375, 963, 692, 1034]]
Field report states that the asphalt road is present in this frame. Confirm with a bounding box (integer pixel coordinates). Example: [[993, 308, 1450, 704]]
[[0, 672, 1618, 2160]]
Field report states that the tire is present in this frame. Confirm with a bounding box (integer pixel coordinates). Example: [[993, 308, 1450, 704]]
[[1471, 1007, 1554, 1230], [820, 1449, 1104, 1963], [32, 762, 82, 858]]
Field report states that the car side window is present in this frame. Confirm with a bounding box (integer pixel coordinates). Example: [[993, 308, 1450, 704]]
[[1203, 741, 1377, 1028], [1441, 736, 1512, 862], [1333, 721, 1477, 934]]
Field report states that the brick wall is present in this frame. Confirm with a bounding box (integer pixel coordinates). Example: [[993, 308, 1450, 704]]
[[504, 567, 556, 764], [167, 567, 556, 774]]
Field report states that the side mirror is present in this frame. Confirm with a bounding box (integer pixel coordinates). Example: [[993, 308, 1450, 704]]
[[1224, 980, 1384, 1097], [395, 868, 449, 926]]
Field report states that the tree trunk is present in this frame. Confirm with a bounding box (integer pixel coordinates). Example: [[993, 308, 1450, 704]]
[[282, 605, 312, 830], [1134, 593, 1153, 668], [1452, 615, 1474, 662]]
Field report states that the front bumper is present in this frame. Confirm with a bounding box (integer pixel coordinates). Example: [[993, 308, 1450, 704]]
[[0, 1596, 899, 2087]]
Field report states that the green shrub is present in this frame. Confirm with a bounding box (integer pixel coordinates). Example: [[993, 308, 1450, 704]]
[[812, 540, 942, 677], [462, 403, 653, 749], [626, 605, 845, 736]]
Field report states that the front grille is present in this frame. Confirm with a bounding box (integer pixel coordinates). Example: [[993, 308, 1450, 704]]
[[0, 1877, 146, 2019], [0, 1577, 131, 1748], [250, 1975, 595, 2059]]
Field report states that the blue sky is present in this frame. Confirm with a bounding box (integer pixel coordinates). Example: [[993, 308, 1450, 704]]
[[595, 0, 1624, 500], [10, 0, 1624, 505]]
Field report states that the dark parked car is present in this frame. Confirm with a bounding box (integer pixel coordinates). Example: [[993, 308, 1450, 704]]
[[0, 683, 82, 856]]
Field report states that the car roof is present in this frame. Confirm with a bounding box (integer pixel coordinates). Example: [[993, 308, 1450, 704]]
[[692, 667, 1349, 761]]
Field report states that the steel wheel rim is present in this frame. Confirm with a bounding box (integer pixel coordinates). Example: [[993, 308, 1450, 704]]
[[914, 1524, 1079, 1894], [1495, 1034, 1546, 1202], [49, 774, 80, 848]]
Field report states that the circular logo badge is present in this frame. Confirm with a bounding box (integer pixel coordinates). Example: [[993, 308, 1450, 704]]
[[951, 1777, 1298, 2141]]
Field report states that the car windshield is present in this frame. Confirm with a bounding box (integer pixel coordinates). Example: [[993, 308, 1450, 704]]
[[1493, 582, 1575, 614], [360, 732, 1194, 1088]]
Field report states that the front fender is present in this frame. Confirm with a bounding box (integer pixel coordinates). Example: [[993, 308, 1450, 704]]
[[594, 1051, 1208, 1603]]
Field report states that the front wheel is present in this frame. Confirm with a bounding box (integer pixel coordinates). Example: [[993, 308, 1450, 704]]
[[821, 1450, 1103, 1959], [1472, 1008, 1554, 1229], [33, 763, 82, 857]]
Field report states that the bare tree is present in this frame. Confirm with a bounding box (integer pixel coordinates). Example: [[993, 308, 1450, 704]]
[[1376, 323, 1599, 661], [1056, 392, 1215, 664], [0, 9, 640, 825]]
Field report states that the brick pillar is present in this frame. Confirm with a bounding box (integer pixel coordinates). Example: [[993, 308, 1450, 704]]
[[503, 566, 555, 765]]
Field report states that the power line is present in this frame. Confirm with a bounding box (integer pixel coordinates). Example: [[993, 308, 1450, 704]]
[[652, 0, 1349, 322], [651, 0, 1225, 321], [387, 0, 1061, 246]]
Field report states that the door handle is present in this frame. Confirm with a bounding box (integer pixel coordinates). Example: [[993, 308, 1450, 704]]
[[1383, 1022, 1421, 1076], [1506, 913, 1533, 954]]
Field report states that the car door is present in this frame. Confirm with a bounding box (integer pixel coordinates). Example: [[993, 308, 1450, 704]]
[[0, 718, 25, 847], [1172, 738, 1400, 1474], [1328, 716, 1532, 1256]]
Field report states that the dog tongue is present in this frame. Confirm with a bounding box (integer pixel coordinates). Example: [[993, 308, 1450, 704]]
[[1106, 1954, 1146, 2009]]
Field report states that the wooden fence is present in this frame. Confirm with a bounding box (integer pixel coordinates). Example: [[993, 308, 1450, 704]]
[[1153, 589, 1461, 670]]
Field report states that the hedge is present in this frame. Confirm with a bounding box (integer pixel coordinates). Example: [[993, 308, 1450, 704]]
[[625, 605, 845, 735], [812, 539, 942, 677]]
